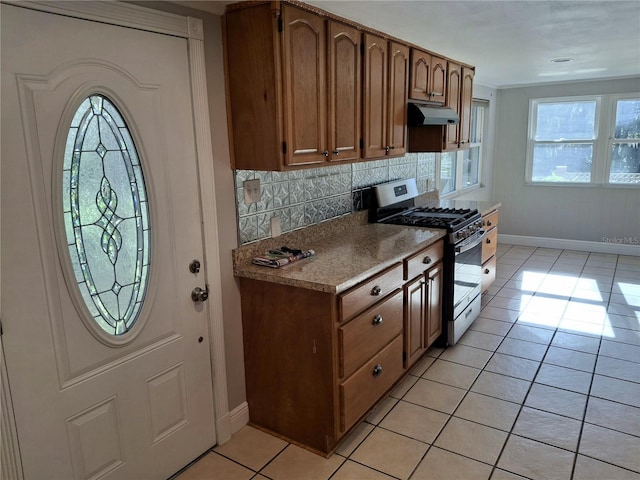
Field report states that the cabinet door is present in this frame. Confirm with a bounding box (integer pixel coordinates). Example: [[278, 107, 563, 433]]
[[362, 33, 388, 159], [404, 275, 426, 368], [409, 48, 430, 101], [425, 263, 443, 347], [445, 62, 461, 150], [282, 6, 327, 166], [387, 41, 409, 157], [430, 55, 447, 104], [328, 21, 361, 162], [459, 66, 475, 147]]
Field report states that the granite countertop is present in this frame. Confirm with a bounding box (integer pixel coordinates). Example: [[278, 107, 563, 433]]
[[233, 211, 446, 294], [232, 197, 501, 294]]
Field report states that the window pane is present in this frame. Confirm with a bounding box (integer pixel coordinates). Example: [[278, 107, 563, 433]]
[[532, 144, 593, 182], [535, 101, 596, 141], [440, 152, 456, 194], [610, 143, 640, 184], [463, 146, 480, 188], [614, 99, 640, 140], [470, 102, 484, 143], [63, 94, 151, 337]]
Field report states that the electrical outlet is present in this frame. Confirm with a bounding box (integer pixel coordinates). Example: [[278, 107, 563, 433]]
[[270, 216, 281, 237], [243, 179, 261, 204]]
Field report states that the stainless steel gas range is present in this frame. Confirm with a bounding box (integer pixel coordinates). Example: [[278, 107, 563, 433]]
[[371, 178, 486, 345]]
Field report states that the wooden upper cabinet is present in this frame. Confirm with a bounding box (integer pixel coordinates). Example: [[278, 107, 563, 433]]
[[430, 56, 447, 104], [459, 66, 475, 147], [328, 21, 361, 163], [224, 1, 474, 169], [362, 33, 388, 159], [224, 3, 361, 170], [282, 6, 327, 166], [409, 49, 446, 104], [388, 42, 409, 157], [363, 34, 408, 159], [445, 62, 461, 150]]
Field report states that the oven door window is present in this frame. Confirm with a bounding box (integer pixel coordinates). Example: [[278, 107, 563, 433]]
[[453, 241, 482, 310]]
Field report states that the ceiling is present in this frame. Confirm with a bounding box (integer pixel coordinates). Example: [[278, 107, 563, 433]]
[[178, 0, 640, 88]]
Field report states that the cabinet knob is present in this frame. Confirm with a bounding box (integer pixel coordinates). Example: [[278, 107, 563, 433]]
[[484, 268, 490, 274], [371, 285, 382, 296], [372, 314, 383, 326], [321, 150, 329, 157], [486, 221, 492, 226], [486, 238, 492, 244], [332, 149, 339, 156], [372, 364, 383, 377], [423, 256, 432, 264]]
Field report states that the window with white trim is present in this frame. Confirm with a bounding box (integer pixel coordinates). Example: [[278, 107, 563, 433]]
[[440, 99, 487, 196], [526, 94, 640, 186]]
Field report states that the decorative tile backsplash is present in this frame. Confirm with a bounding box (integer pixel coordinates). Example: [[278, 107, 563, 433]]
[[234, 153, 438, 244]]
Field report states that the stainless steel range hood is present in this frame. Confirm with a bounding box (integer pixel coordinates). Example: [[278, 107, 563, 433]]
[[407, 102, 459, 126]]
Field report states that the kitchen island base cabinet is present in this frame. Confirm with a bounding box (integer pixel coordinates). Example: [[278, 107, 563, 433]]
[[239, 266, 406, 456], [240, 278, 337, 455]]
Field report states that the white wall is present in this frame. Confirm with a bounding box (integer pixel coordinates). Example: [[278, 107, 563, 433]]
[[494, 77, 640, 243]]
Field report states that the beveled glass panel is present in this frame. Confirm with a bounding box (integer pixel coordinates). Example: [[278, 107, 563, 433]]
[[62, 94, 151, 336]]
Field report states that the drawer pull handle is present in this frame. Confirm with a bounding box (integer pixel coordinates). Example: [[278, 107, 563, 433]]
[[371, 285, 382, 296], [372, 364, 383, 377], [423, 256, 432, 264], [484, 268, 490, 274], [372, 314, 383, 325]]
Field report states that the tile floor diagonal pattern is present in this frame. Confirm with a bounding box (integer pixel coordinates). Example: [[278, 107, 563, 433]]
[[174, 245, 640, 480]]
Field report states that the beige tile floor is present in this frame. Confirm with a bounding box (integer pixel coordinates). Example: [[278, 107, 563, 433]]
[[173, 245, 640, 480]]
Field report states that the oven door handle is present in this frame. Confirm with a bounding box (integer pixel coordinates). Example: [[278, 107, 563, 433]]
[[454, 229, 487, 254]]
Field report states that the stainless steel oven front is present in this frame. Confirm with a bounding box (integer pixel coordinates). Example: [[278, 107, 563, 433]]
[[447, 229, 485, 345]]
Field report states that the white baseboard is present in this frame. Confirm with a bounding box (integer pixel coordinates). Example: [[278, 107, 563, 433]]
[[498, 234, 640, 256], [229, 402, 249, 436]]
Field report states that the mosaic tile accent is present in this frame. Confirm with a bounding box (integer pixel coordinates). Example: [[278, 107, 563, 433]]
[[235, 154, 439, 245]]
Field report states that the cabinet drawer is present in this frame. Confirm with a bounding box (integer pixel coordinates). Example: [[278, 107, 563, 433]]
[[404, 240, 444, 280], [483, 210, 499, 230], [482, 227, 498, 264], [339, 263, 403, 321], [482, 255, 497, 293], [339, 291, 403, 379], [340, 335, 403, 432]]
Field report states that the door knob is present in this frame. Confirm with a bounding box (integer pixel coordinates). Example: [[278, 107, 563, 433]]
[[191, 285, 209, 302]]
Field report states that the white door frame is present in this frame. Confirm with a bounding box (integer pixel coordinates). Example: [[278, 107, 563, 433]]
[[1, 0, 231, 475]]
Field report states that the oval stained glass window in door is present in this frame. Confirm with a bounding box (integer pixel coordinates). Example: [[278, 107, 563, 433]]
[[62, 94, 150, 336]]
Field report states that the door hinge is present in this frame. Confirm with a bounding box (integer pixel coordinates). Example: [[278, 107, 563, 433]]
[[359, 138, 364, 150], [360, 43, 364, 56], [402, 351, 407, 362], [277, 17, 283, 32], [282, 141, 287, 154]]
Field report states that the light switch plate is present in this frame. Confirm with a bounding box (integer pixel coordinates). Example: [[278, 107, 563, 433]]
[[243, 179, 261, 204]]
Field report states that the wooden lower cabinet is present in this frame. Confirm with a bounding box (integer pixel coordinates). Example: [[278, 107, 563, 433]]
[[481, 209, 499, 293], [238, 241, 445, 455], [404, 261, 443, 368]]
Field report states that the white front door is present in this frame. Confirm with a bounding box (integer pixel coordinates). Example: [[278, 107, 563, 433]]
[[1, 4, 216, 479]]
